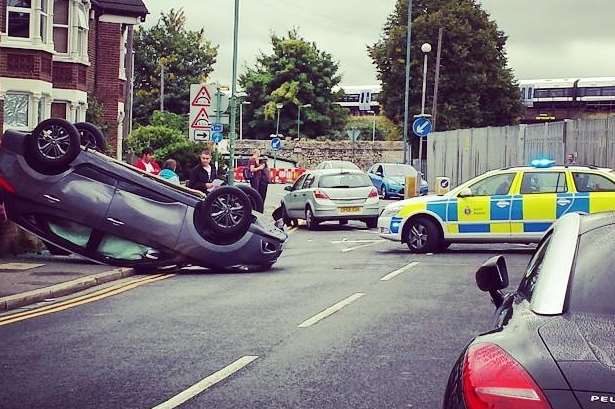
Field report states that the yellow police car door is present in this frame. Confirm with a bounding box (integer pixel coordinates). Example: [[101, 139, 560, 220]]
[[454, 172, 518, 238], [516, 170, 568, 238], [571, 171, 615, 214]]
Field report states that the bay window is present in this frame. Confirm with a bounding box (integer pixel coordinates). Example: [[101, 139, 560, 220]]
[[4, 93, 30, 129], [39, 0, 49, 42], [53, 0, 69, 54], [7, 0, 32, 38]]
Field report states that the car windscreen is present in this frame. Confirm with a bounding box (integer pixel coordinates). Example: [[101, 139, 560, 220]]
[[384, 164, 416, 177], [319, 173, 372, 188], [569, 224, 615, 314]]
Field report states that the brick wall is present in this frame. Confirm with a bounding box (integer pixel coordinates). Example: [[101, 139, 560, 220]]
[[0, 0, 6, 33], [52, 62, 88, 91], [94, 21, 122, 151], [87, 14, 97, 94], [0, 99, 4, 136], [0, 49, 54, 82]]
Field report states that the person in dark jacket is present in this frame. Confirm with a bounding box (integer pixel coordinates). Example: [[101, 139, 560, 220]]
[[258, 156, 270, 203], [189, 150, 217, 193]]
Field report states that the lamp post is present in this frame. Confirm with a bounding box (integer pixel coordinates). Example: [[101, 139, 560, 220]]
[[417, 42, 431, 174], [240, 101, 251, 140], [368, 110, 376, 142], [275, 103, 283, 137], [297, 103, 311, 139], [402, 0, 413, 164], [228, 0, 240, 185]]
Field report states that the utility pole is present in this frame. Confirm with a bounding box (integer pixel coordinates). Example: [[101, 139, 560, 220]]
[[160, 62, 165, 112], [418, 42, 431, 174], [228, 0, 240, 185], [431, 27, 444, 132], [402, 0, 413, 164]]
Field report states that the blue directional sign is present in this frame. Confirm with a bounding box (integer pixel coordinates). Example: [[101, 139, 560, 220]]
[[413, 117, 433, 137], [271, 137, 282, 151], [212, 123, 223, 133], [212, 132, 223, 143]]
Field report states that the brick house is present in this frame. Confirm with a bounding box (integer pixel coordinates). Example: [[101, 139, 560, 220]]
[[0, 0, 148, 153]]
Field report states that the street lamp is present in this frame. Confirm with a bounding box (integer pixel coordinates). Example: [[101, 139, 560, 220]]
[[240, 101, 251, 140], [417, 42, 431, 176], [367, 110, 376, 142], [275, 103, 284, 137], [297, 103, 311, 140], [227, 0, 241, 185]]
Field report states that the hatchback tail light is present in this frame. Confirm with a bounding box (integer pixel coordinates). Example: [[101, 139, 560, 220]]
[[368, 188, 379, 198], [0, 176, 15, 194], [313, 190, 330, 200], [463, 343, 551, 409]]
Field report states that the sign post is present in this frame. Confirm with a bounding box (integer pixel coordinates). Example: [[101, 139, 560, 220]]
[[189, 84, 213, 141], [413, 114, 433, 191], [271, 136, 282, 168], [346, 129, 361, 162]]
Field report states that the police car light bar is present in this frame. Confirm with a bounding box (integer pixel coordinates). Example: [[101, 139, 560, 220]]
[[530, 159, 555, 168]]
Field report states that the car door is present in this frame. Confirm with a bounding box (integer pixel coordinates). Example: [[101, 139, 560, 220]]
[[453, 172, 517, 239], [517, 171, 567, 239], [104, 179, 188, 249], [368, 164, 383, 190], [571, 171, 615, 214], [285, 173, 308, 217]]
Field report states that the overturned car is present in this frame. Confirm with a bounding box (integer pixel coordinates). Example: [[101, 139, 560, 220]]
[[0, 119, 286, 272]]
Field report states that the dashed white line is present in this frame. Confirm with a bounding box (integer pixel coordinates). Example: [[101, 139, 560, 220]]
[[380, 262, 420, 281], [151, 355, 258, 409], [341, 241, 386, 253], [298, 293, 366, 328]]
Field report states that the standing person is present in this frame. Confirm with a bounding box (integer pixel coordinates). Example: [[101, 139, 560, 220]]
[[159, 159, 180, 185], [259, 156, 270, 203], [247, 148, 265, 194], [134, 147, 161, 175], [189, 150, 217, 193]]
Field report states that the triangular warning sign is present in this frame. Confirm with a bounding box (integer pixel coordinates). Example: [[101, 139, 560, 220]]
[[191, 108, 211, 130], [191, 86, 212, 106]]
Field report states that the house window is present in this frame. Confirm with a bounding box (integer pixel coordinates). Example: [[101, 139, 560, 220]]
[[4, 93, 30, 129], [53, 0, 70, 53], [51, 102, 67, 119], [7, 0, 32, 38], [75, 4, 88, 58], [119, 25, 128, 79], [40, 0, 49, 43]]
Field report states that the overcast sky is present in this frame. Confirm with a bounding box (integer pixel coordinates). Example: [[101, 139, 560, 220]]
[[143, 0, 615, 85]]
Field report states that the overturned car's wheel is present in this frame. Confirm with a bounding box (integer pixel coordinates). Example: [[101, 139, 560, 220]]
[[25, 118, 80, 174], [75, 122, 107, 153], [235, 184, 264, 213], [199, 186, 253, 238]]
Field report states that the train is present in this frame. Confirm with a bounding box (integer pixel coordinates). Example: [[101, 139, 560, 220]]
[[519, 77, 615, 107], [334, 85, 382, 115]]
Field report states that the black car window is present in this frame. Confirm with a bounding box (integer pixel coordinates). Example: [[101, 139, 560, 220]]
[[46, 218, 93, 248], [520, 172, 567, 194], [74, 164, 117, 187], [572, 172, 615, 192], [96, 234, 158, 261], [376, 165, 384, 175], [292, 174, 307, 191], [303, 174, 316, 189], [568, 225, 615, 314], [518, 232, 552, 300]]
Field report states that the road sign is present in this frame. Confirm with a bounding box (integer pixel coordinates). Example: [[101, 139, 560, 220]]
[[271, 137, 282, 151], [191, 85, 212, 107], [212, 132, 223, 144], [212, 123, 223, 133], [413, 117, 433, 137], [193, 129, 210, 142], [346, 129, 361, 142], [191, 108, 211, 130], [440, 178, 450, 189]]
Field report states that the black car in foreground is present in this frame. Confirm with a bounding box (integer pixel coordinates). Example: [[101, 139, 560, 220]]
[[443, 211, 615, 409], [0, 119, 286, 272]]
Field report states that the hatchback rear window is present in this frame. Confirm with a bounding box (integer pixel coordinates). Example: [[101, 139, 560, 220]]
[[319, 173, 372, 188], [569, 225, 615, 314]]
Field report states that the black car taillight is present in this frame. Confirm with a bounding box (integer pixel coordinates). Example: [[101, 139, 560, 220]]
[[0, 175, 16, 194], [462, 343, 552, 409]]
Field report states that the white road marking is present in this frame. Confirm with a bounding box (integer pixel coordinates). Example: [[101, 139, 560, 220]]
[[0, 262, 44, 270], [152, 356, 258, 409], [331, 239, 383, 244], [298, 293, 366, 328], [341, 241, 385, 253], [380, 262, 420, 281]]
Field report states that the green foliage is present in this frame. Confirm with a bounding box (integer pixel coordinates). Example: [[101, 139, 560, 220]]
[[155, 140, 204, 179], [345, 115, 402, 141], [133, 8, 218, 126], [150, 110, 188, 133], [369, 0, 524, 155], [240, 29, 349, 139], [85, 95, 109, 132]]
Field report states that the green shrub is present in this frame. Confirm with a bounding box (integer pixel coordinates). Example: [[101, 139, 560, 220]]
[[126, 125, 185, 156], [150, 111, 188, 133], [345, 115, 402, 141]]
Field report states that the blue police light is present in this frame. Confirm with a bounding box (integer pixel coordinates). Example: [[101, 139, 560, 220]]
[[530, 159, 555, 168]]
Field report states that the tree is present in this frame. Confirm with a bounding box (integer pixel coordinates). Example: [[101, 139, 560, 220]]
[[239, 30, 348, 139], [369, 0, 524, 154], [133, 9, 218, 126]]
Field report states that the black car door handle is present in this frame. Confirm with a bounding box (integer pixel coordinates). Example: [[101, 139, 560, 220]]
[[106, 217, 125, 226]]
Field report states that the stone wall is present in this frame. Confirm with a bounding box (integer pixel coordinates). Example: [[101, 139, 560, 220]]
[[234, 139, 405, 170], [0, 221, 43, 257]]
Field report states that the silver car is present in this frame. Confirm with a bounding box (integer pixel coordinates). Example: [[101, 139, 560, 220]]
[[315, 160, 360, 171], [279, 169, 380, 229]]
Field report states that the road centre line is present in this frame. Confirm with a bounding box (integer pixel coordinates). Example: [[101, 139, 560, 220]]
[[298, 293, 366, 328], [380, 262, 420, 281], [151, 355, 259, 409], [0, 274, 174, 327]]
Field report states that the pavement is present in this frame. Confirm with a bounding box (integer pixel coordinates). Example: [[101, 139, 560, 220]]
[[0, 184, 292, 312]]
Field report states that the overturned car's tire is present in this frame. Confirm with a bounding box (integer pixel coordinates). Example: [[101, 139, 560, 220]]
[[25, 118, 80, 174], [235, 184, 264, 213], [199, 186, 253, 238], [75, 122, 107, 153]]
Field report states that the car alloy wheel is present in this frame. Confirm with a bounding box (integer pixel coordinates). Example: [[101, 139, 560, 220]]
[[405, 218, 441, 253], [75, 122, 107, 152], [409, 224, 429, 250], [305, 207, 317, 230], [25, 118, 81, 174], [211, 192, 246, 229], [37, 124, 73, 160], [200, 186, 252, 238]]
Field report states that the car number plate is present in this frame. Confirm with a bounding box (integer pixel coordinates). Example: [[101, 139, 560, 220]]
[[339, 207, 361, 213]]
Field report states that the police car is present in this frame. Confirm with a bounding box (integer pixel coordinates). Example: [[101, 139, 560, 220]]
[[378, 161, 615, 252]]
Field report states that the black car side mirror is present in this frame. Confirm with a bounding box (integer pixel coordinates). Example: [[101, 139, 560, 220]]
[[284, 185, 293, 192], [476, 255, 509, 308]]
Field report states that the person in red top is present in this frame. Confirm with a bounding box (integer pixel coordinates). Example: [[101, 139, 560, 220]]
[[134, 147, 161, 175]]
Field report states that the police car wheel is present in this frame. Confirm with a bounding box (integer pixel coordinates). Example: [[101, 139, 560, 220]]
[[405, 218, 441, 253]]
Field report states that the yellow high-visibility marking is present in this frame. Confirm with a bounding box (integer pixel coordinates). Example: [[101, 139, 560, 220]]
[[0, 274, 174, 327]]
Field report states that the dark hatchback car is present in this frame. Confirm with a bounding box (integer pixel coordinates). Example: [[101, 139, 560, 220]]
[[0, 119, 286, 272], [443, 211, 615, 409]]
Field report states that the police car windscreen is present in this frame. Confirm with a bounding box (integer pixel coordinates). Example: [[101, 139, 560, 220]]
[[319, 173, 372, 189]]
